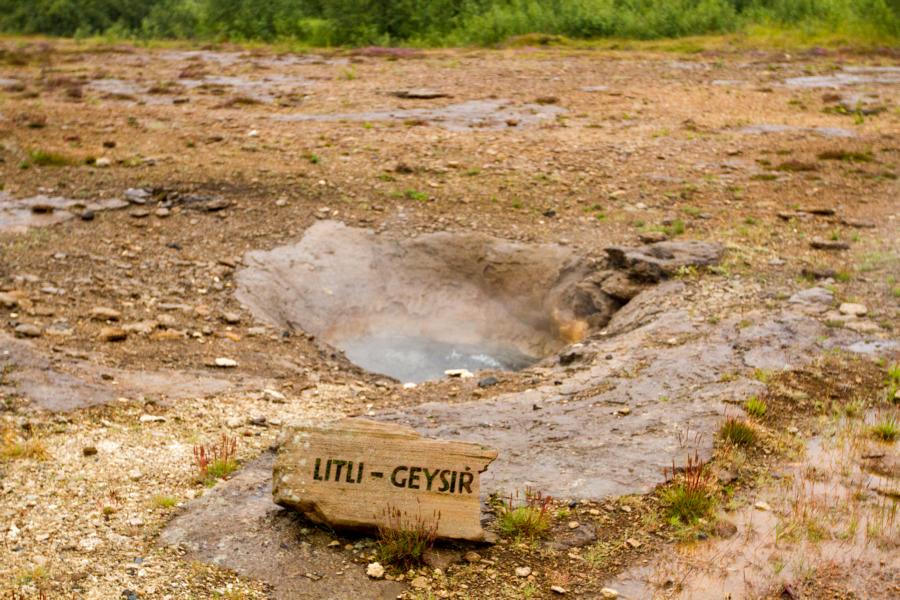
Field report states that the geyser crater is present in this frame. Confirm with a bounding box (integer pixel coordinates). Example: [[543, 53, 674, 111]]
[[235, 221, 624, 382]]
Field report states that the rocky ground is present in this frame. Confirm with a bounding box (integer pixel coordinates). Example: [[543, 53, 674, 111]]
[[0, 38, 898, 599]]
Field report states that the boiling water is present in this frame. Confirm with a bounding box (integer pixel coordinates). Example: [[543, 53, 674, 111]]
[[339, 334, 536, 383]]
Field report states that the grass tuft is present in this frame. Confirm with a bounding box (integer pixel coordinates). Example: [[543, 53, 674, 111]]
[[1, 428, 49, 461], [193, 433, 238, 486], [376, 504, 439, 568], [27, 149, 76, 167], [871, 415, 898, 442], [151, 494, 179, 509], [497, 489, 553, 540], [744, 396, 767, 418], [719, 417, 757, 446], [660, 452, 716, 525]]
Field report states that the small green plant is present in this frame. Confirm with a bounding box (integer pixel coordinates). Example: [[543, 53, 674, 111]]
[[744, 396, 767, 418], [16, 565, 48, 586], [497, 489, 552, 540], [404, 189, 428, 202], [193, 434, 238, 486], [27, 149, 75, 167], [886, 363, 900, 404], [719, 417, 757, 446], [752, 368, 773, 384], [307, 153, 320, 164], [152, 494, 178, 509], [660, 452, 715, 525], [663, 219, 685, 237], [871, 415, 898, 442], [376, 504, 439, 568]]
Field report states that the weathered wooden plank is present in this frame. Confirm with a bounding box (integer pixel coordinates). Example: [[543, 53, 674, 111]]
[[273, 418, 498, 541]]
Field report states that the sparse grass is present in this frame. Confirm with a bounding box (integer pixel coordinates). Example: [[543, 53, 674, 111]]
[[664, 219, 686, 237], [660, 452, 716, 526], [151, 494, 178, 509], [745, 396, 767, 419], [817, 149, 874, 163], [16, 565, 48, 586], [497, 489, 553, 540], [27, 148, 76, 167], [193, 434, 238, 486], [753, 368, 773, 384], [1, 428, 49, 461], [307, 153, 320, 164], [376, 505, 439, 568], [870, 415, 898, 442], [886, 363, 900, 404], [404, 189, 429, 202], [719, 417, 757, 446], [775, 160, 817, 172]]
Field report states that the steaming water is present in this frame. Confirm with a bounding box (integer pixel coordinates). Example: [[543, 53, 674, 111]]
[[339, 334, 536, 383]]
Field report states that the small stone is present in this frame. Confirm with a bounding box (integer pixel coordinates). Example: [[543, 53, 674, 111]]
[[14, 323, 42, 338], [444, 369, 473, 379], [515, 566, 532, 577], [95, 157, 112, 168], [263, 388, 287, 403], [128, 469, 142, 481], [99, 327, 127, 342], [844, 320, 880, 334], [249, 415, 267, 427], [478, 376, 499, 388], [127, 517, 144, 527], [90, 307, 122, 321], [410, 576, 428, 589], [82, 446, 98, 456], [327, 540, 341, 547], [366, 562, 385, 579], [567, 521, 580, 529], [617, 407, 631, 416], [221, 312, 241, 324], [139, 414, 165, 423], [0, 292, 20, 308], [787, 426, 799, 434], [809, 237, 849, 251], [214, 357, 237, 368], [463, 551, 481, 564], [600, 588, 619, 599], [155, 208, 171, 218], [638, 231, 668, 244], [124, 188, 150, 204], [838, 303, 867, 317], [226, 417, 243, 428], [625, 537, 641, 548], [588, 509, 600, 516], [551, 586, 568, 595], [80, 210, 95, 221], [754, 501, 772, 511]]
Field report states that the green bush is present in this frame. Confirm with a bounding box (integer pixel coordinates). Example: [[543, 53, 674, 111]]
[[0, 0, 896, 44]]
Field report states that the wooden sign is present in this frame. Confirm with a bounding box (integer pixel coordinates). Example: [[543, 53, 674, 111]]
[[273, 418, 498, 541]]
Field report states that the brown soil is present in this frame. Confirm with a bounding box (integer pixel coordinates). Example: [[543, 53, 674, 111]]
[[1, 38, 898, 599]]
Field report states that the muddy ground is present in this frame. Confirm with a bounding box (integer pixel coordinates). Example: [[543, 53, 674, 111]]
[[0, 39, 898, 599]]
